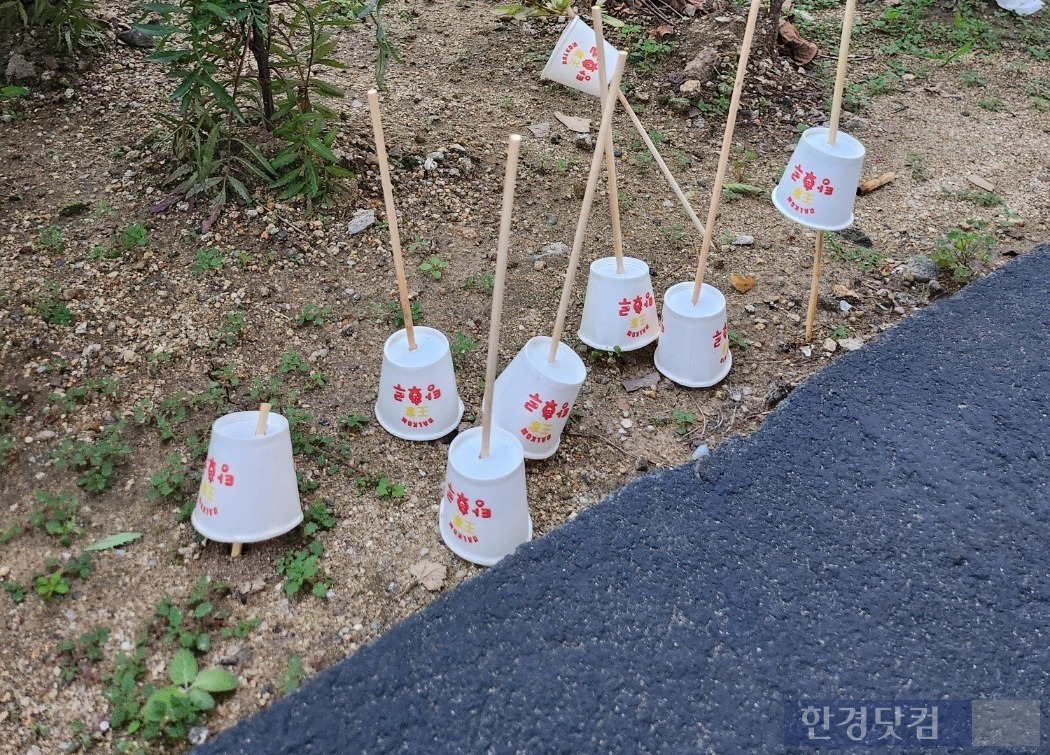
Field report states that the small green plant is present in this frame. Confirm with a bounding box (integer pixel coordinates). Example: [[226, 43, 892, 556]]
[[3, 580, 28, 604], [978, 97, 1003, 112], [57, 626, 110, 684], [337, 413, 369, 432], [148, 453, 188, 503], [192, 247, 224, 274], [35, 281, 73, 326], [139, 648, 239, 740], [103, 640, 148, 733], [660, 223, 684, 245], [949, 189, 1003, 207], [276, 540, 330, 597], [29, 491, 81, 546], [52, 423, 131, 493], [279, 350, 309, 374], [120, 223, 148, 250], [296, 303, 332, 327], [728, 330, 749, 350], [588, 345, 625, 364], [39, 225, 66, 253], [932, 224, 994, 281], [905, 152, 929, 183], [209, 311, 247, 352], [830, 325, 851, 340], [450, 332, 479, 361], [280, 654, 307, 696], [960, 71, 986, 88], [306, 369, 327, 389], [672, 409, 696, 435], [34, 553, 92, 602], [90, 244, 122, 260], [463, 273, 495, 295], [155, 579, 229, 653], [302, 500, 337, 536], [418, 254, 448, 281], [826, 233, 885, 271], [376, 475, 405, 499], [221, 616, 262, 640], [386, 299, 424, 328]]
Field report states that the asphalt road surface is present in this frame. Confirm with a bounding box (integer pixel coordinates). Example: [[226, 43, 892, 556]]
[[198, 245, 1048, 754]]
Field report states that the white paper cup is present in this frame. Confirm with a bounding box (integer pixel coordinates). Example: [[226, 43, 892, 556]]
[[771, 127, 866, 231], [578, 256, 659, 352], [439, 426, 532, 566], [654, 282, 732, 388], [492, 336, 586, 460], [540, 16, 621, 97], [191, 411, 303, 543], [375, 326, 464, 442]]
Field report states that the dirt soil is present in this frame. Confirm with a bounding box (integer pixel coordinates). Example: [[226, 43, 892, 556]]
[[1, 0, 1048, 751]]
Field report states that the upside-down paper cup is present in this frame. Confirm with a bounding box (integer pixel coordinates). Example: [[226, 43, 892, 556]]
[[771, 127, 866, 231], [439, 426, 531, 566], [654, 282, 732, 388], [578, 256, 659, 352], [375, 326, 464, 441], [492, 336, 586, 460], [540, 16, 620, 97], [191, 411, 303, 543]]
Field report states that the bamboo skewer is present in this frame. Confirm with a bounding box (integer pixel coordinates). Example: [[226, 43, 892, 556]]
[[690, 0, 764, 305], [480, 135, 522, 459], [617, 91, 707, 242], [368, 88, 416, 351], [231, 402, 271, 559], [563, 7, 706, 243], [591, 6, 625, 275], [548, 51, 629, 364], [806, 0, 858, 342]]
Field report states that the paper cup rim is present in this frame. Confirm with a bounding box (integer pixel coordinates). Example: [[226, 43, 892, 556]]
[[770, 190, 855, 231], [440, 514, 533, 567], [375, 398, 464, 442], [192, 509, 304, 544], [654, 348, 733, 389]]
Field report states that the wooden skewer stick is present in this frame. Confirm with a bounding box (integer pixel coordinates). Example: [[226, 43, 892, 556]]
[[591, 6, 625, 275], [827, 0, 859, 146], [805, 0, 859, 342], [691, 0, 764, 305], [480, 135, 522, 460], [548, 51, 628, 364], [232, 403, 272, 559], [563, 8, 706, 243], [617, 91, 707, 243], [367, 89, 416, 351], [805, 232, 823, 343]]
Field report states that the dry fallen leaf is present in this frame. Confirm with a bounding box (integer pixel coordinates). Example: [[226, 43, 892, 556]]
[[730, 274, 757, 294], [831, 284, 861, 301], [554, 111, 591, 134], [409, 560, 447, 591]]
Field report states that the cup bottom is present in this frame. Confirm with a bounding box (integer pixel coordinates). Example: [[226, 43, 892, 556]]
[[654, 349, 733, 389], [440, 514, 534, 567]]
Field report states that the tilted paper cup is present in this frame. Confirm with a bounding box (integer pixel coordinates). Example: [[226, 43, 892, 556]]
[[540, 16, 621, 97], [578, 256, 659, 352], [375, 326, 464, 442], [771, 127, 866, 231], [439, 426, 532, 567], [654, 282, 732, 388], [191, 411, 303, 543], [492, 336, 586, 460]]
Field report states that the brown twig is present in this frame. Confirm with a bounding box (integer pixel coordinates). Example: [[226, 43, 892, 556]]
[[565, 431, 633, 458]]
